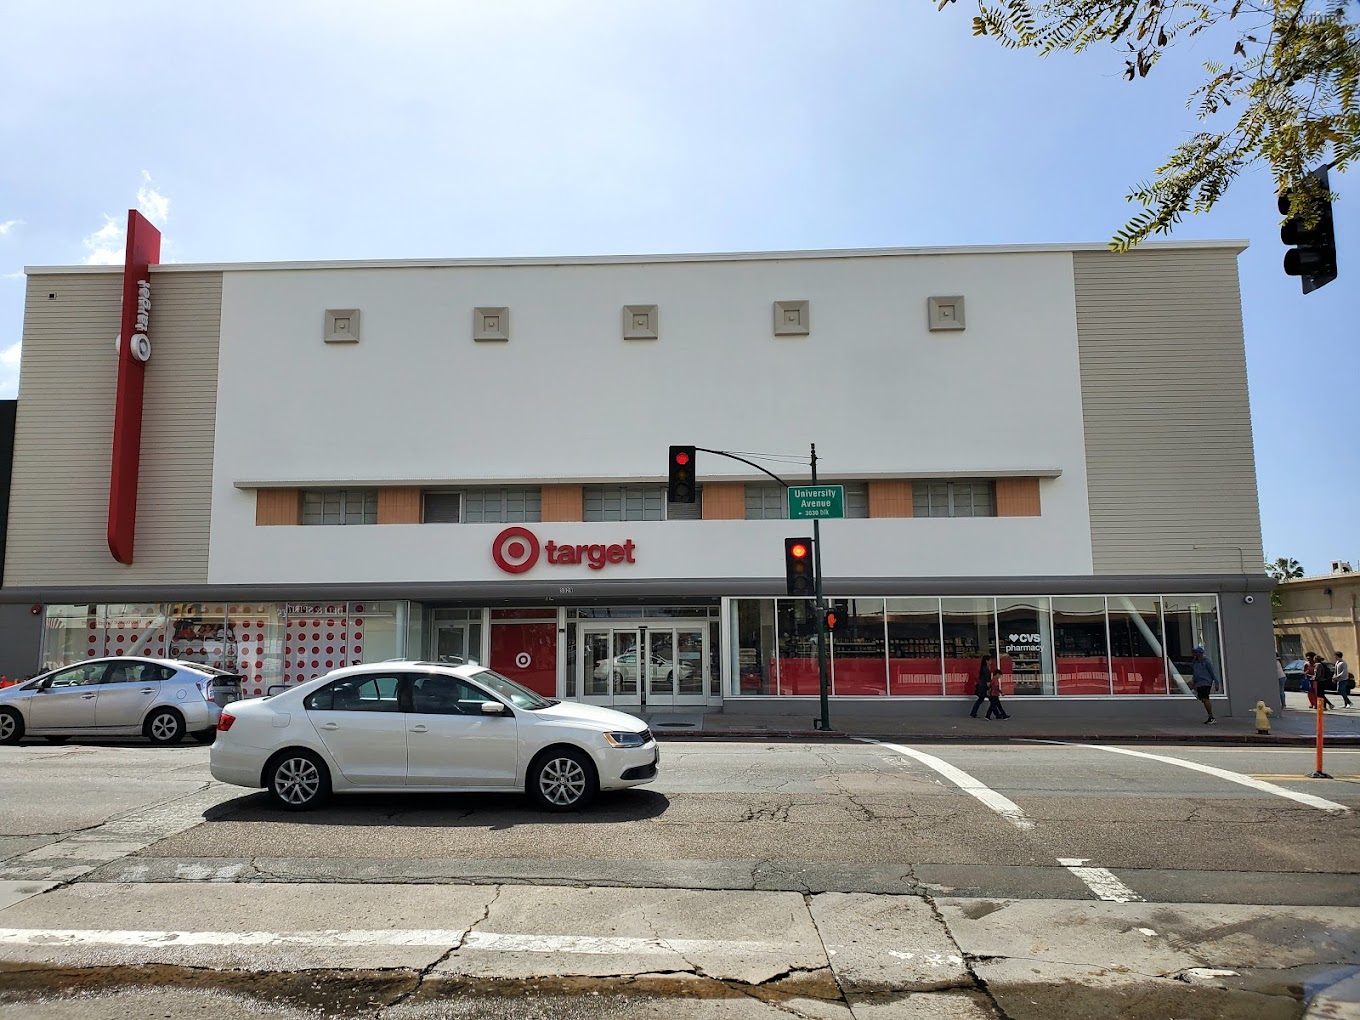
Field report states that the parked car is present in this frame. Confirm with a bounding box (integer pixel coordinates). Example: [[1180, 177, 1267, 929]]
[[210, 660, 658, 812], [0, 657, 238, 746], [591, 652, 693, 684], [1282, 659, 1309, 692]]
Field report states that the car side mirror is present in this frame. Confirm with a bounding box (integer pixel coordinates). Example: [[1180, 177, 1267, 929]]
[[480, 701, 506, 715]]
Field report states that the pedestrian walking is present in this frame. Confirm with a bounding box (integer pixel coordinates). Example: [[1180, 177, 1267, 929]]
[[1334, 652, 1353, 708], [1191, 645, 1217, 724], [1312, 652, 1336, 710], [969, 656, 992, 718], [1304, 653, 1318, 709], [985, 669, 1010, 720], [1276, 658, 1287, 710]]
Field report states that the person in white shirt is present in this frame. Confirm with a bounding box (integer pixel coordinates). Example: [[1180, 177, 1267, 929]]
[[1276, 658, 1288, 709], [1334, 652, 1354, 708]]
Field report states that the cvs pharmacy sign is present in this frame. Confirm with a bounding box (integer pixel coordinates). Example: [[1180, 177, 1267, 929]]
[[492, 527, 637, 574]]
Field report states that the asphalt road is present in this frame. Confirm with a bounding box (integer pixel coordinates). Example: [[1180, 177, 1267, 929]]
[[0, 737, 1356, 1019]]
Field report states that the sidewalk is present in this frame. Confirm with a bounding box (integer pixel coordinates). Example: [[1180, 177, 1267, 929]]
[[642, 691, 1360, 745]]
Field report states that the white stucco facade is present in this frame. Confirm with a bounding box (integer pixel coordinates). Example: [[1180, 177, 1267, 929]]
[[208, 250, 1094, 584]]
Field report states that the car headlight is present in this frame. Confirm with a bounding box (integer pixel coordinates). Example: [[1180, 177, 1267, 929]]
[[603, 731, 649, 748]]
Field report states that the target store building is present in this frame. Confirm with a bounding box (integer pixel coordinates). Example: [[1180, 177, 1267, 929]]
[[0, 214, 1278, 723]]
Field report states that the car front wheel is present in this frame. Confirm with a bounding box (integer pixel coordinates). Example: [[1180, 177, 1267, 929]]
[[529, 747, 598, 812], [144, 708, 185, 745], [0, 708, 23, 745], [267, 750, 330, 810]]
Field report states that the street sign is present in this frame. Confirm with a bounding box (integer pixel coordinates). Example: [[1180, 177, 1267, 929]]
[[788, 485, 845, 520]]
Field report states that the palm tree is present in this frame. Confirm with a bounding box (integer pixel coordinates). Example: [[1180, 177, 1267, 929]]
[[1267, 557, 1304, 583]]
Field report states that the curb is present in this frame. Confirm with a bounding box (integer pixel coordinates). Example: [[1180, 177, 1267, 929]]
[[652, 728, 1360, 745]]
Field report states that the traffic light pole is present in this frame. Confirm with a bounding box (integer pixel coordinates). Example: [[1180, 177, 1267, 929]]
[[689, 443, 834, 731], [810, 444, 831, 731]]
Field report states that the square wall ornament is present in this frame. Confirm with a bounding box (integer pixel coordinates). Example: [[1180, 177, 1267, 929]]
[[323, 309, 360, 343], [622, 304, 658, 340], [773, 300, 810, 336], [928, 295, 966, 332], [474, 307, 509, 342]]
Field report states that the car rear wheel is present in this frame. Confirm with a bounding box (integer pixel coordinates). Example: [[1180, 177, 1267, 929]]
[[0, 708, 23, 745], [190, 728, 217, 744], [143, 708, 185, 745], [267, 750, 330, 810], [528, 747, 598, 812]]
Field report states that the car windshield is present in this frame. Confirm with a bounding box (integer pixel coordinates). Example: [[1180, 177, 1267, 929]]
[[468, 669, 556, 710]]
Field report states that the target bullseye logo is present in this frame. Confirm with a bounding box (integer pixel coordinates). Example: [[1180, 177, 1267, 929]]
[[492, 527, 540, 574], [515, 652, 533, 669]]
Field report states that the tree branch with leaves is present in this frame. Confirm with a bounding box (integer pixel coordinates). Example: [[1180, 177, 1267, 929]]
[[937, 0, 1359, 248]]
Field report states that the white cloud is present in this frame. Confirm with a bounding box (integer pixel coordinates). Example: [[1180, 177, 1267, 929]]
[[0, 340, 22, 400], [0, 220, 18, 236], [80, 174, 172, 265], [82, 216, 126, 265], [137, 171, 169, 226]]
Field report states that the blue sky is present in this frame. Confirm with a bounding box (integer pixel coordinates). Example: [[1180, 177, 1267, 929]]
[[0, 0, 1354, 575]]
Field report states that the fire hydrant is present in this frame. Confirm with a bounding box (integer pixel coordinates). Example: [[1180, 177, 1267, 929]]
[[1254, 700, 1274, 735]]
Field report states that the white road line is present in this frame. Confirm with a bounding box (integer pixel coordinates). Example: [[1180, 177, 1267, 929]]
[[462, 932, 781, 955], [0, 928, 784, 955], [0, 928, 469, 948], [1057, 858, 1143, 903], [1057, 742, 1352, 814], [859, 738, 1034, 830]]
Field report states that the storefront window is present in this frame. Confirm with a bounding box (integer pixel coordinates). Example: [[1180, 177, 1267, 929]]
[[940, 598, 995, 696], [1052, 596, 1110, 695], [169, 604, 231, 668], [776, 600, 823, 696], [1108, 596, 1168, 695], [225, 604, 285, 696], [1164, 595, 1222, 695], [829, 599, 887, 695], [731, 599, 777, 695], [885, 598, 942, 696], [42, 605, 102, 671], [997, 597, 1053, 696]]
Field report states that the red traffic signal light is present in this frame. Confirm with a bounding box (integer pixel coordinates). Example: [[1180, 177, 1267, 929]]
[[784, 537, 814, 596], [824, 609, 839, 632], [668, 445, 696, 503]]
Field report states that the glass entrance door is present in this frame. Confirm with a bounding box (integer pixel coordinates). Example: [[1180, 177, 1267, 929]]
[[580, 627, 642, 707], [577, 622, 708, 708], [646, 626, 708, 707], [434, 621, 473, 665]]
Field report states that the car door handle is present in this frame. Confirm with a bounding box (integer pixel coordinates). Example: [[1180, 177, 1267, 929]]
[[410, 724, 428, 733], [320, 722, 339, 731], [80, 694, 97, 700], [139, 688, 155, 694]]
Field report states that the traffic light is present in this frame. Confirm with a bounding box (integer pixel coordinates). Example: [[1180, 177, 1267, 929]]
[[1279, 167, 1338, 294], [668, 445, 696, 503], [824, 608, 840, 633], [784, 537, 814, 596]]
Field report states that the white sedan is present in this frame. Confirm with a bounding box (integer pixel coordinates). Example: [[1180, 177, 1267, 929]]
[[210, 661, 658, 812]]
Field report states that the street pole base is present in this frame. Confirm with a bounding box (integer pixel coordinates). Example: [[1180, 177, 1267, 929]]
[[1308, 771, 1333, 779]]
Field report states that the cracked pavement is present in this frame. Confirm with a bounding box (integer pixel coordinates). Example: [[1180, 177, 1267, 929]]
[[0, 738, 1357, 1017]]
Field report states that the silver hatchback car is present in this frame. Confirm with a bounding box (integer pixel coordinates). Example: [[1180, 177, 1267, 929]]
[[0, 657, 240, 746]]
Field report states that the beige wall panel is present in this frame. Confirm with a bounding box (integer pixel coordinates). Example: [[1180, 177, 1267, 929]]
[[255, 488, 300, 526], [377, 487, 422, 524], [700, 482, 745, 520], [5, 271, 223, 585], [541, 484, 583, 522], [868, 480, 913, 518], [995, 478, 1041, 517], [1073, 250, 1263, 575]]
